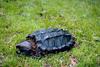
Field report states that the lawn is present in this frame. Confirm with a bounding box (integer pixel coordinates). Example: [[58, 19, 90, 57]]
[[0, 0, 100, 67]]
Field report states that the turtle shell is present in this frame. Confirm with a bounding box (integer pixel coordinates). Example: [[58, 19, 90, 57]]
[[27, 28, 75, 51]]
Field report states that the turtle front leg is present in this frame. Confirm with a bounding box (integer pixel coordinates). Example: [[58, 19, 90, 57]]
[[32, 48, 42, 58]]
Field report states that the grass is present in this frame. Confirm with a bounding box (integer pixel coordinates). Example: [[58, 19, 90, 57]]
[[0, 0, 100, 67]]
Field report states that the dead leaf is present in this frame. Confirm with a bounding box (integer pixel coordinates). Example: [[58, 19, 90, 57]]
[[61, 63, 68, 67], [43, 61, 52, 67], [69, 56, 78, 67]]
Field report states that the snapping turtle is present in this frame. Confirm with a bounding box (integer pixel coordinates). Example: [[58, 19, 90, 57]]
[[16, 28, 75, 57]]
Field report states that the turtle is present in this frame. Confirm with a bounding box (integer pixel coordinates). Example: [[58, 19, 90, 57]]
[[16, 28, 75, 57]]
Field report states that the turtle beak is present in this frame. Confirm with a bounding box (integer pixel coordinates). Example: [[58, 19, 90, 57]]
[[16, 41, 32, 54], [16, 44, 21, 49]]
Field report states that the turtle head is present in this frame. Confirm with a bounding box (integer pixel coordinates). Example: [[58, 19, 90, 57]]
[[16, 40, 37, 56]]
